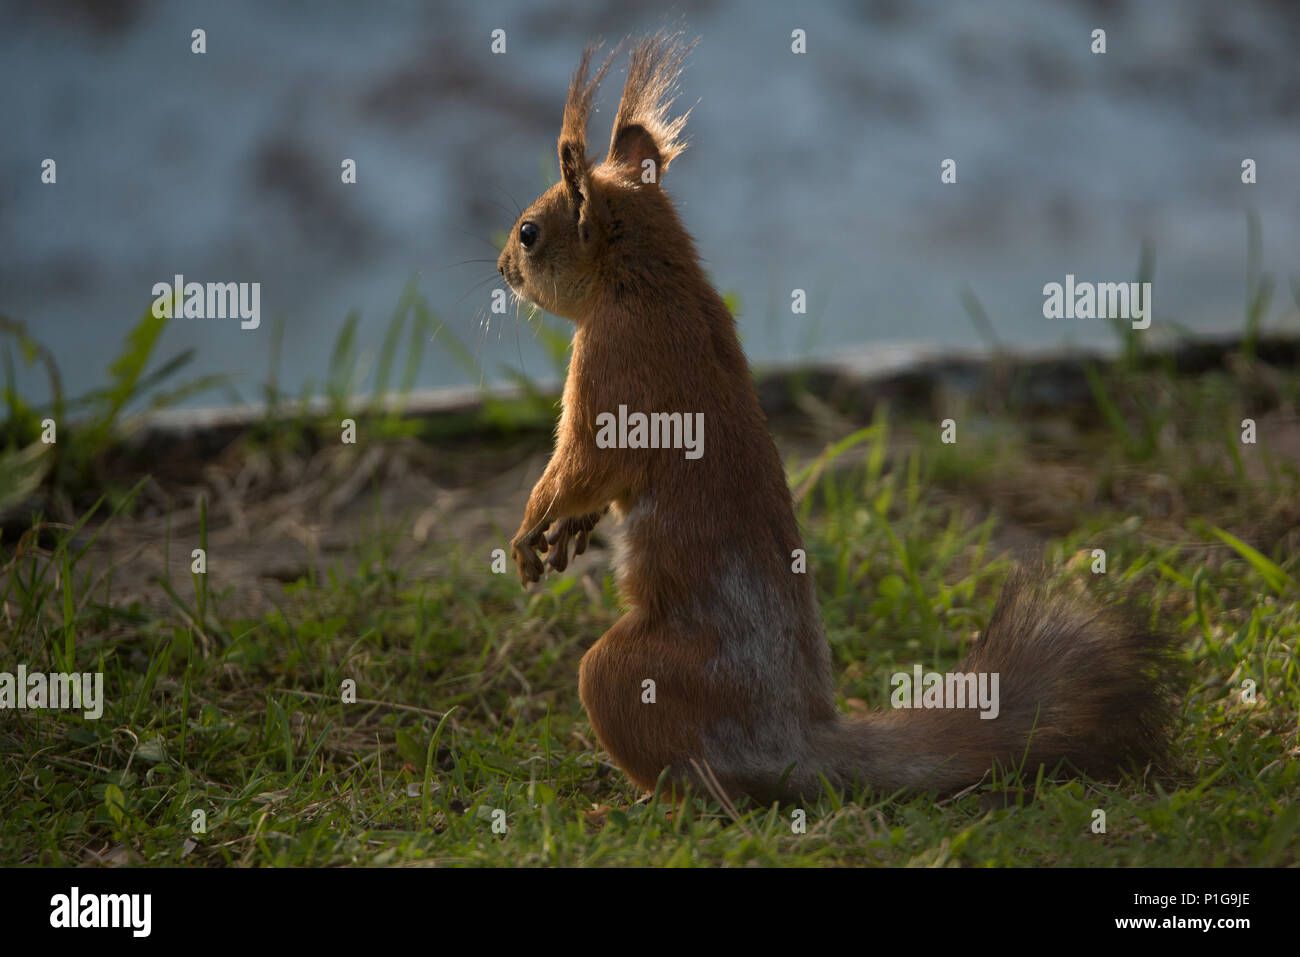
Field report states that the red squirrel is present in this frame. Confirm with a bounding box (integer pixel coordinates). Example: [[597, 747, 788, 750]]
[[497, 34, 1176, 802]]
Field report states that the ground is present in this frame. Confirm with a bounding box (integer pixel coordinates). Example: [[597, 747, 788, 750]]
[[1, 337, 1298, 866]]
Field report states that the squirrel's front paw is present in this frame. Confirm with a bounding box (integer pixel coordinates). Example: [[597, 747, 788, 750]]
[[544, 511, 603, 572], [510, 523, 549, 585]]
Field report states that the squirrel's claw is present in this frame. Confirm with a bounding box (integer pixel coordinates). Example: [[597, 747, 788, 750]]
[[511, 523, 550, 585], [542, 512, 603, 573]]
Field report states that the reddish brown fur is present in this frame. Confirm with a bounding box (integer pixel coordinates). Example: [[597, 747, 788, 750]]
[[497, 34, 1178, 803]]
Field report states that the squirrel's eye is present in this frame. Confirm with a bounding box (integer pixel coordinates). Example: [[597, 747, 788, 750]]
[[519, 222, 540, 249]]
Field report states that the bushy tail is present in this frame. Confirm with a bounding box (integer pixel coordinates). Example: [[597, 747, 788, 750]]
[[810, 568, 1179, 793]]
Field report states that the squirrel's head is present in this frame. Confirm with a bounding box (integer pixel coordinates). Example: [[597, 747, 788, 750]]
[[497, 34, 695, 321]]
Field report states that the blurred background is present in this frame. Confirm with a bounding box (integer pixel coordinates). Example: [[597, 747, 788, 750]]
[[2, 0, 1298, 410]]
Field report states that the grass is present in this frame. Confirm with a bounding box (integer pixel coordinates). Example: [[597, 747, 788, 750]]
[[1, 270, 1298, 867]]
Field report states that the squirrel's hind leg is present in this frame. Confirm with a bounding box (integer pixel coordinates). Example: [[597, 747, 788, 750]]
[[578, 611, 716, 794], [578, 612, 814, 802]]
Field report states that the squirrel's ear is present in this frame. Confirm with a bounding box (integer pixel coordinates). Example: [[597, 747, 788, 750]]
[[608, 124, 662, 182], [576, 183, 609, 246], [559, 138, 590, 206], [559, 44, 613, 206], [607, 33, 695, 183], [559, 138, 607, 245], [559, 140, 610, 247]]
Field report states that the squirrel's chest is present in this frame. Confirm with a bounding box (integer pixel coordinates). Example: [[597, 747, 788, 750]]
[[607, 494, 652, 583]]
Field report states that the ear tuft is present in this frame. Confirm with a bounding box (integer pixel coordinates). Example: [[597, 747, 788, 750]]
[[607, 32, 696, 180], [559, 42, 616, 203]]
